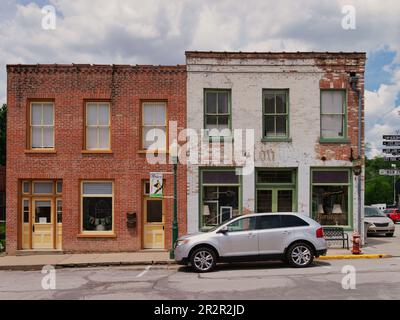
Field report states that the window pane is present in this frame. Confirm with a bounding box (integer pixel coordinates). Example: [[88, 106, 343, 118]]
[[257, 215, 281, 229], [206, 115, 217, 126], [203, 171, 239, 184], [206, 92, 217, 114], [98, 104, 109, 125], [35, 201, 51, 223], [265, 115, 275, 136], [56, 181, 62, 193], [86, 127, 98, 149], [281, 215, 309, 227], [321, 115, 343, 138], [31, 127, 42, 148], [147, 200, 162, 222], [33, 182, 53, 194], [275, 115, 286, 135], [257, 170, 293, 184], [227, 217, 256, 232], [256, 190, 272, 212], [313, 185, 348, 226], [86, 104, 98, 125], [276, 93, 286, 114], [31, 104, 42, 125], [23, 199, 29, 223], [42, 127, 54, 148], [82, 197, 112, 231], [312, 171, 349, 184], [23, 181, 30, 193], [57, 200, 62, 223], [42, 104, 53, 125], [98, 127, 110, 149], [83, 182, 112, 195], [217, 92, 229, 114], [277, 190, 293, 212], [143, 104, 153, 125], [153, 104, 166, 125], [321, 91, 344, 114], [143, 127, 166, 150], [218, 115, 229, 126], [264, 93, 275, 113]]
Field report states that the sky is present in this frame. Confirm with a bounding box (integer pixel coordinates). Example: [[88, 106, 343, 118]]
[[0, 0, 399, 158]]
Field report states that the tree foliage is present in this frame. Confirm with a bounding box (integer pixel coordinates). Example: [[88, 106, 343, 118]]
[[365, 156, 400, 205]]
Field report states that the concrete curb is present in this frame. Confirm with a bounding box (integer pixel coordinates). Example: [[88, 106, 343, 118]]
[[317, 254, 392, 260], [0, 260, 177, 271]]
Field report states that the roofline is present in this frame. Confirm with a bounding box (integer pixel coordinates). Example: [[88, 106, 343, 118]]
[[185, 51, 366, 59]]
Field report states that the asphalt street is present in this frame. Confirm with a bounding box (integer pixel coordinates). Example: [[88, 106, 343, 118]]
[[1, 257, 400, 299]]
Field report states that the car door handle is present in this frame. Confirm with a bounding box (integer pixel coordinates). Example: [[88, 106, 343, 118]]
[[282, 230, 290, 234], [247, 232, 256, 238]]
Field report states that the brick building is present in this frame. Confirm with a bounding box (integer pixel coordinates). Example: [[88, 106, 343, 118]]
[[6, 64, 187, 254], [186, 52, 366, 238]]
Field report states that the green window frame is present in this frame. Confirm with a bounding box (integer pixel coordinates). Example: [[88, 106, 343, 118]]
[[199, 168, 242, 230], [320, 89, 349, 143], [255, 168, 297, 213], [310, 167, 353, 230], [262, 89, 289, 141], [204, 89, 232, 133]]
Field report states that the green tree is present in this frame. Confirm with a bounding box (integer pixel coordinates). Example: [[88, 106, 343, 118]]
[[365, 156, 400, 205], [0, 104, 5, 166]]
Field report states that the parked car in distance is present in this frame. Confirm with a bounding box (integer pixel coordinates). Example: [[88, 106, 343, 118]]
[[365, 206, 395, 237], [384, 208, 400, 223], [174, 212, 327, 272]]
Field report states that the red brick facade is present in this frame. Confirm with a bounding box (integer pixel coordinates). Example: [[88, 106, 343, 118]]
[[6, 64, 187, 254]]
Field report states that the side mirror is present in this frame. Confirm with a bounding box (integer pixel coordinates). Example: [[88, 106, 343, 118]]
[[217, 225, 228, 234]]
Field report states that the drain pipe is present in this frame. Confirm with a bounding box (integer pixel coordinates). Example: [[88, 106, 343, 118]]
[[349, 73, 363, 237]]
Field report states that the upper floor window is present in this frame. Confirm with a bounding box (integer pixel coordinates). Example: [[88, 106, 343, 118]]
[[204, 89, 231, 135], [142, 101, 167, 151], [320, 90, 346, 141], [85, 102, 111, 150], [30, 102, 54, 149], [263, 90, 289, 140]]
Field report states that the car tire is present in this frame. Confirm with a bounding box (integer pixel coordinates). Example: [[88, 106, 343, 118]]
[[386, 233, 394, 237], [286, 242, 314, 268], [190, 247, 217, 273]]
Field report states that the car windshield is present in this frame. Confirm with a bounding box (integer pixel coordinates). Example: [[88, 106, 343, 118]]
[[365, 207, 386, 217]]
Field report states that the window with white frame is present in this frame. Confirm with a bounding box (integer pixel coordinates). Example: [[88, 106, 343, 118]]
[[320, 90, 346, 140], [30, 102, 54, 149], [85, 102, 111, 150], [142, 102, 167, 150]]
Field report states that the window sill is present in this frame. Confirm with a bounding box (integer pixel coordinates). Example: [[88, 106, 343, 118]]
[[319, 138, 351, 144], [82, 150, 113, 154], [261, 137, 292, 142], [24, 149, 57, 154], [77, 233, 116, 238]]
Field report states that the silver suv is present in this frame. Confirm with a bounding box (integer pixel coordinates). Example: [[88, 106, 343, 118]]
[[174, 213, 327, 272]]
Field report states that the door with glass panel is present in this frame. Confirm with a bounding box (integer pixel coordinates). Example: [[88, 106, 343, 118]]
[[32, 199, 53, 249], [143, 198, 165, 249]]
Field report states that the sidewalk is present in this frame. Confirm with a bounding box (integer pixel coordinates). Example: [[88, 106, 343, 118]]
[[0, 251, 173, 270]]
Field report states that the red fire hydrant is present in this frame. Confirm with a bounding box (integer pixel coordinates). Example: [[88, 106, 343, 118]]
[[351, 231, 362, 255]]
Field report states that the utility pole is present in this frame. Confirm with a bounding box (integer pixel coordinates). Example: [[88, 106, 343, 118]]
[[392, 164, 397, 205]]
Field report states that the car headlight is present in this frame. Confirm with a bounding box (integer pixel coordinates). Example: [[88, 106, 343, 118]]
[[175, 239, 190, 247]]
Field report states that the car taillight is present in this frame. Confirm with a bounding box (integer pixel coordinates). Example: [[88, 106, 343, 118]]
[[316, 227, 324, 238]]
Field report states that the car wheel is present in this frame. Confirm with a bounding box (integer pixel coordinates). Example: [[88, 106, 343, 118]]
[[287, 242, 314, 268], [190, 247, 217, 273], [386, 233, 394, 237]]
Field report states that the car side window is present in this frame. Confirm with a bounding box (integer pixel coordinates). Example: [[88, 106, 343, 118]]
[[280, 215, 309, 227], [256, 215, 281, 230], [226, 217, 256, 232]]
